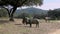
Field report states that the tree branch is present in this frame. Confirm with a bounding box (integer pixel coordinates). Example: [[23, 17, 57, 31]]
[[11, 6, 17, 17], [18, 0, 28, 7]]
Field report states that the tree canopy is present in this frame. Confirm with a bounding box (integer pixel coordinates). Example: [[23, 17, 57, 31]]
[[0, 0, 43, 21], [0, 0, 43, 7]]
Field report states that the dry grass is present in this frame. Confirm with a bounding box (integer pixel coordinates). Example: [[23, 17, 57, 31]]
[[0, 18, 60, 34]]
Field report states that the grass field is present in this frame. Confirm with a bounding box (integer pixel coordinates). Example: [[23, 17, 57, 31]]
[[0, 18, 60, 34]]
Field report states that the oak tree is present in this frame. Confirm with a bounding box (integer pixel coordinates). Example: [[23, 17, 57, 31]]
[[0, 0, 43, 21]]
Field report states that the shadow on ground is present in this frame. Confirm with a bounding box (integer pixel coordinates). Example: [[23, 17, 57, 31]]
[[0, 20, 9, 24], [15, 23, 38, 28], [15, 24, 22, 25]]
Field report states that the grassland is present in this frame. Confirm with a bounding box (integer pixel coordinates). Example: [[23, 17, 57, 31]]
[[0, 18, 60, 34]]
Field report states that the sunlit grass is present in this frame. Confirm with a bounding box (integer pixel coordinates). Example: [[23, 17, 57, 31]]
[[0, 18, 60, 34]]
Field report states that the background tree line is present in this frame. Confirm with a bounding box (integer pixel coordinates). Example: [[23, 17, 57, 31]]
[[0, 8, 8, 17], [48, 9, 60, 20], [16, 9, 60, 20], [0, 8, 60, 20]]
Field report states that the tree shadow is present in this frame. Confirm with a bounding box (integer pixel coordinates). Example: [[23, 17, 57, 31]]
[[22, 25, 39, 28], [0, 20, 9, 24], [15, 24, 22, 25], [15, 24, 38, 28]]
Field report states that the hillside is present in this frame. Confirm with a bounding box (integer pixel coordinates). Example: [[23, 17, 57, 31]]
[[14, 7, 48, 17]]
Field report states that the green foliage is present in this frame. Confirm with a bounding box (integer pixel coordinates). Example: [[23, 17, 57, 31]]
[[0, 0, 43, 7], [0, 8, 8, 17], [16, 12, 32, 18], [48, 9, 60, 20], [33, 14, 46, 19]]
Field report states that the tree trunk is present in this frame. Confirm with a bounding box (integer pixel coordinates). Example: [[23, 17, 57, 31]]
[[9, 6, 17, 21], [9, 14, 14, 21], [1, 6, 17, 21]]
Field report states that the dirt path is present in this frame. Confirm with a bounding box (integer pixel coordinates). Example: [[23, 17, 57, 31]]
[[0, 19, 60, 34], [49, 29, 60, 34]]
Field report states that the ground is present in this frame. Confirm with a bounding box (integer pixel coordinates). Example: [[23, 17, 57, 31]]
[[0, 18, 60, 34]]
